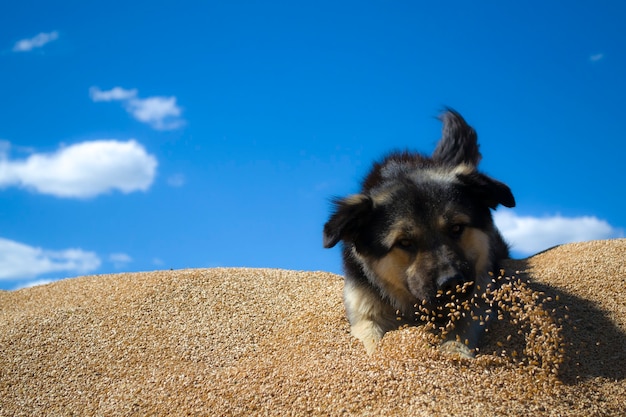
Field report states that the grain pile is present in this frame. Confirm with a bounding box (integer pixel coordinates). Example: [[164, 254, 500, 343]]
[[1, 239, 625, 416]]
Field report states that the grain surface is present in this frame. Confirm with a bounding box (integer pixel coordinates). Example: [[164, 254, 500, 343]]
[[1, 239, 625, 416]]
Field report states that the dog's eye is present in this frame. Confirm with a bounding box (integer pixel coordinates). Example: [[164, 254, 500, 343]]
[[396, 238, 416, 251], [449, 224, 466, 238]]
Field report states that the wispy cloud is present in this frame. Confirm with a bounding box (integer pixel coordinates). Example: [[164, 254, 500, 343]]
[[0, 140, 34, 155], [127, 96, 185, 130], [89, 86, 185, 130], [589, 53, 604, 62], [494, 211, 622, 256], [15, 279, 56, 290], [0, 237, 100, 282], [167, 173, 186, 187], [13, 31, 59, 52], [90, 86, 138, 102], [109, 253, 133, 268], [0, 139, 157, 198]]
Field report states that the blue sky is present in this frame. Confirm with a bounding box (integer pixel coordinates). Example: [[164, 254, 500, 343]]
[[1, 1, 624, 290]]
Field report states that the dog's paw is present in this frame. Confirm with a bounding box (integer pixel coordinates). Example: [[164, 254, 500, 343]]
[[440, 340, 475, 359], [362, 337, 379, 355], [350, 321, 383, 355]]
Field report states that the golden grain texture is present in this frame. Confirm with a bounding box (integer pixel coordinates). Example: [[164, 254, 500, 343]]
[[1, 239, 625, 416]]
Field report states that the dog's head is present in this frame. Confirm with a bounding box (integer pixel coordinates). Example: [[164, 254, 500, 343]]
[[324, 110, 515, 307]]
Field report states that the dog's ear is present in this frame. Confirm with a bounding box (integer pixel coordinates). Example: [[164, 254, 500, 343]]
[[323, 194, 373, 248], [457, 172, 516, 209], [432, 108, 482, 167]]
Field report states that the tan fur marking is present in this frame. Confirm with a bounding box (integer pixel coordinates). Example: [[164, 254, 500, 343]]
[[460, 228, 490, 276], [381, 220, 419, 249], [438, 213, 471, 229], [370, 250, 415, 308], [370, 184, 403, 205], [450, 163, 475, 176], [343, 194, 369, 205], [415, 163, 475, 184]]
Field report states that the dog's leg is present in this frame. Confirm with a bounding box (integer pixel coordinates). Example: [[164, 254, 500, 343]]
[[440, 318, 487, 359], [441, 310, 488, 359], [440, 273, 494, 358], [343, 278, 399, 355]]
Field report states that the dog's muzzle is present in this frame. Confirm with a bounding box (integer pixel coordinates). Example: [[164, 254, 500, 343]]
[[435, 274, 474, 299]]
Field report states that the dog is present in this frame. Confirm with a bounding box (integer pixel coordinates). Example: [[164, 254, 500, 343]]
[[323, 109, 515, 358]]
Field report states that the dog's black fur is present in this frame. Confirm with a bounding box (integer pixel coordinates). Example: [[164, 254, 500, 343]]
[[324, 109, 515, 357]]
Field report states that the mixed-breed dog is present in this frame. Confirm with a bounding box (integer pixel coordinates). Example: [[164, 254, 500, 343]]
[[324, 109, 515, 358]]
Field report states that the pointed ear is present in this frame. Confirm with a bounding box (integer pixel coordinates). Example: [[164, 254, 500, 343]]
[[323, 194, 373, 248], [432, 108, 482, 167], [457, 172, 516, 209]]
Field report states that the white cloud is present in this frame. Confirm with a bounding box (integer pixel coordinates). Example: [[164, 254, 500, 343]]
[[0, 237, 100, 282], [589, 53, 604, 62], [14, 279, 56, 290], [89, 86, 138, 102], [0, 139, 157, 198], [0, 140, 34, 156], [127, 96, 185, 130], [167, 173, 186, 187], [13, 31, 59, 52], [0, 140, 10, 155], [109, 253, 133, 268], [494, 211, 622, 256], [90, 86, 185, 130]]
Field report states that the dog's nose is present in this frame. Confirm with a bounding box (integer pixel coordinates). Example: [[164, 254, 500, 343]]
[[436, 274, 466, 294]]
